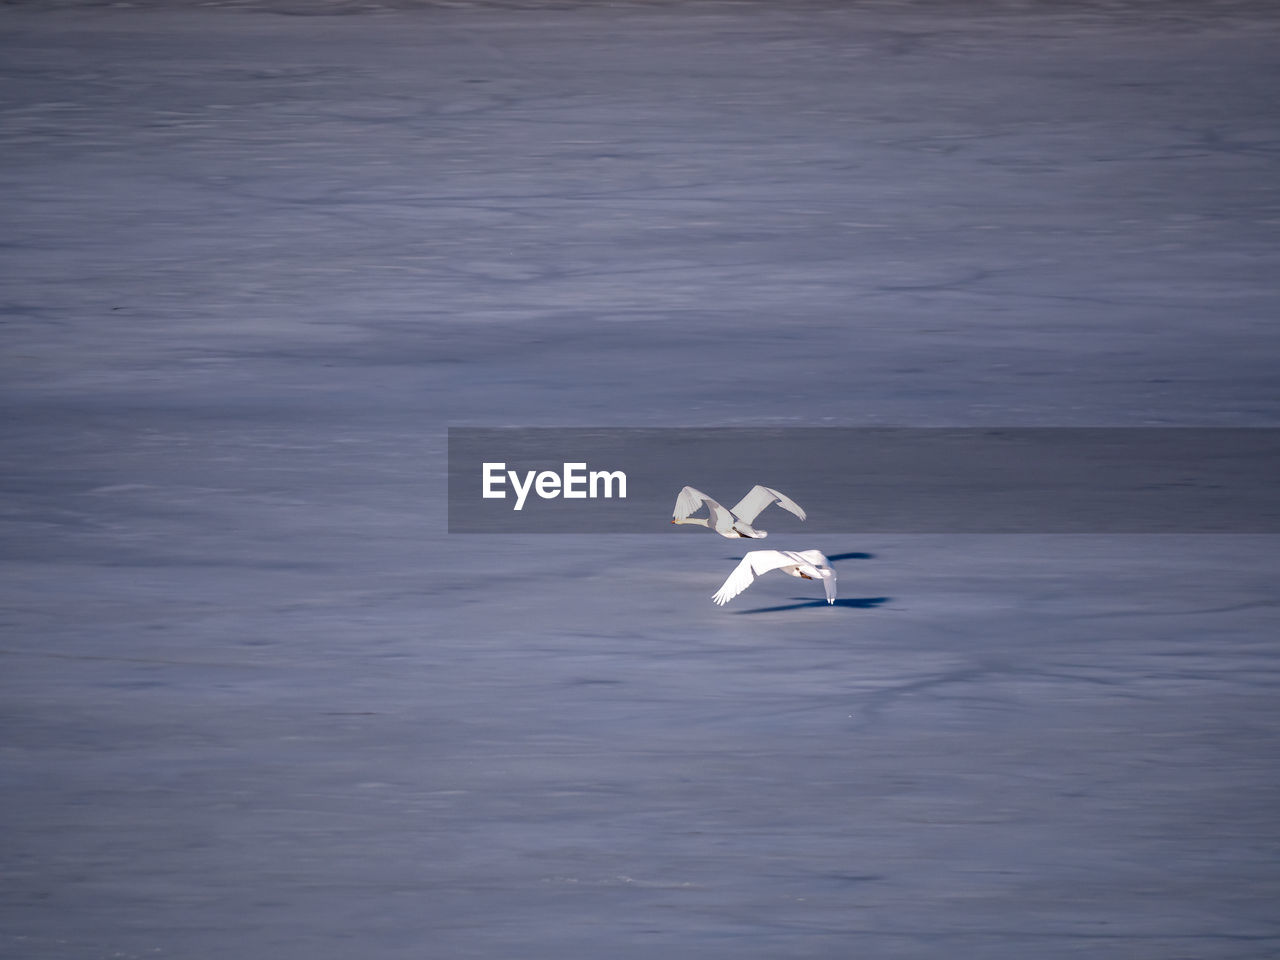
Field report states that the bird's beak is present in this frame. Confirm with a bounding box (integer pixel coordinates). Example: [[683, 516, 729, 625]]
[[670, 519, 677, 524]]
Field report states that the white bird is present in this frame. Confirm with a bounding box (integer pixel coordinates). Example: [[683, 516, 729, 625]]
[[712, 549, 836, 606], [670, 485, 806, 539]]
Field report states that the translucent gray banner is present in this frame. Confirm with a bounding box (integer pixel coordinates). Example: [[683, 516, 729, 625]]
[[447, 428, 1280, 533]]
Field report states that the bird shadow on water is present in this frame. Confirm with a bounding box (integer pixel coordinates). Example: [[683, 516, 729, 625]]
[[734, 596, 890, 615], [721, 551, 875, 562]]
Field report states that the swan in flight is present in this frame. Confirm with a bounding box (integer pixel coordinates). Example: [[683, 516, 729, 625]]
[[670, 485, 806, 539], [712, 549, 836, 606]]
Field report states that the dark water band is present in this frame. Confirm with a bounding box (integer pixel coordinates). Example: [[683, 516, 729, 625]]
[[448, 428, 1280, 534]]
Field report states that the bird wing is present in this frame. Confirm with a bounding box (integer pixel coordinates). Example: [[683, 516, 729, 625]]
[[821, 568, 837, 604], [673, 486, 709, 520], [793, 549, 829, 567], [712, 550, 796, 605], [704, 498, 736, 534], [730, 485, 807, 524]]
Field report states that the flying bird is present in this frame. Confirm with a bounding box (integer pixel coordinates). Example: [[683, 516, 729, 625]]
[[670, 484, 806, 539], [712, 549, 836, 606]]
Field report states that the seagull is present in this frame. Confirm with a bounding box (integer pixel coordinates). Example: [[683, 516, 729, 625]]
[[712, 549, 836, 606], [670, 485, 806, 539]]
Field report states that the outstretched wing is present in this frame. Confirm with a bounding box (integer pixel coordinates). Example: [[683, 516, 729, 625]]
[[704, 498, 736, 534], [673, 486, 710, 520], [789, 549, 836, 603], [793, 549, 829, 567], [675, 486, 736, 534], [712, 550, 796, 605], [730, 485, 807, 524]]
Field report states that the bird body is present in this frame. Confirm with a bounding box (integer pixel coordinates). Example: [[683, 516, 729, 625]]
[[671, 484, 806, 539], [712, 549, 836, 606]]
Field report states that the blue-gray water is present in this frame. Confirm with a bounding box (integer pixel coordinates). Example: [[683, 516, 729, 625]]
[[2, 3, 1279, 958]]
